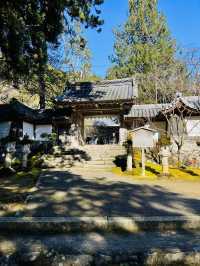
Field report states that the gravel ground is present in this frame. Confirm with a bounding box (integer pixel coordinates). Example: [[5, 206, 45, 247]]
[[21, 168, 200, 217]]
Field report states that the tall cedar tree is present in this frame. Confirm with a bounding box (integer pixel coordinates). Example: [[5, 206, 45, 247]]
[[0, 0, 103, 109], [107, 0, 178, 103]]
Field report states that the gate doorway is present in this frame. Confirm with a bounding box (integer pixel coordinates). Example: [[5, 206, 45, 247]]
[[84, 115, 120, 144]]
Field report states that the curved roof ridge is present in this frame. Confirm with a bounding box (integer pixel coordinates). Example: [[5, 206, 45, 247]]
[[56, 77, 138, 103]]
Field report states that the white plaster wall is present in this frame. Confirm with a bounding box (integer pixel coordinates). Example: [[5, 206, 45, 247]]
[[0, 122, 11, 139], [35, 125, 52, 141], [23, 122, 34, 140], [186, 116, 200, 137]]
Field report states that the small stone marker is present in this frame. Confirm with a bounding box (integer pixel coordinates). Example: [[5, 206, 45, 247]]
[[130, 126, 158, 176], [160, 146, 170, 175], [126, 141, 133, 171], [22, 144, 31, 168]]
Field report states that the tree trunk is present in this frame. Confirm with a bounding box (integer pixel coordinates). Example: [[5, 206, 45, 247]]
[[39, 69, 46, 109], [177, 147, 181, 168]]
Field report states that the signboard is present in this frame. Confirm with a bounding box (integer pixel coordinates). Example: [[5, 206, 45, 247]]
[[130, 126, 159, 176], [131, 127, 158, 148]]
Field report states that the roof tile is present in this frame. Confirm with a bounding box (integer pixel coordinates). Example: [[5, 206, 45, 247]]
[[56, 78, 138, 103]]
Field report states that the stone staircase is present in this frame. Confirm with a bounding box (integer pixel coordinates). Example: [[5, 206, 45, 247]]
[[42, 144, 126, 169], [83, 144, 126, 169]]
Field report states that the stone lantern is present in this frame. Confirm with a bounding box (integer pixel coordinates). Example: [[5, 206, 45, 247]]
[[4, 142, 16, 171], [22, 144, 31, 169], [160, 146, 170, 176]]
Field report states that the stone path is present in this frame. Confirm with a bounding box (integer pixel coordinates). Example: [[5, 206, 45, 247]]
[[22, 168, 200, 217]]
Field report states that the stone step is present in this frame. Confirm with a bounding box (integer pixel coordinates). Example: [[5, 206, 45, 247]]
[[83, 164, 114, 169], [43, 144, 126, 169], [85, 153, 125, 157], [86, 153, 125, 157], [84, 149, 126, 153], [88, 155, 122, 159], [84, 160, 106, 166], [85, 161, 115, 166], [1, 216, 200, 234]]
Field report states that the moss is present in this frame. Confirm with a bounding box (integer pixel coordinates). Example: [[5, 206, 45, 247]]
[[14, 167, 40, 182], [169, 168, 200, 181], [112, 162, 200, 181], [30, 155, 43, 168]]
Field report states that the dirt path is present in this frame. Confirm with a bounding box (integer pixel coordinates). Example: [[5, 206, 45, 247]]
[[18, 167, 200, 217]]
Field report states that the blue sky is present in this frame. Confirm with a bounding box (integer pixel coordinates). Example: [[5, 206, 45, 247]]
[[85, 0, 200, 78]]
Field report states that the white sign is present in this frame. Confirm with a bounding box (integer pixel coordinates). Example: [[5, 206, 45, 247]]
[[130, 127, 159, 176], [131, 127, 158, 148]]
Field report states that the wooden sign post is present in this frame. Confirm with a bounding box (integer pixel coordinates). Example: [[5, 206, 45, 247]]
[[141, 148, 145, 176], [130, 126, 158, 176]]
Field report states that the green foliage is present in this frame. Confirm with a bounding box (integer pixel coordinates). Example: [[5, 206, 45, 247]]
[[15, 167, 40, 182], [157, 134, 171, 147], [0, 0, 104, 108], [107, 0, 185, 103], [108, 0, 175, 76], [49, 21, 92, 81], [30, 155, 43, 168]]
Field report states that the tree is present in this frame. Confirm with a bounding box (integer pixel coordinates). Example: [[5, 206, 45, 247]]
[[49, 21, 92, 82], [0, 0, 104, 109], [136, 48, 200, 104], [107, 0, 178, 103]]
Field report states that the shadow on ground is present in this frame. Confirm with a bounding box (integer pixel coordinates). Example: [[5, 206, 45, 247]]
[[18, 169, 200, 217], [0, 169, 200, 265]]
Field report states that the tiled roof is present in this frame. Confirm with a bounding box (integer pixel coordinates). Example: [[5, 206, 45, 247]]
[[180, 96, 200, 110], [125, 103, 169, 118], [0, 99, 71, 123], [55, 78, 138, 103], [125, 96, 200, 119]]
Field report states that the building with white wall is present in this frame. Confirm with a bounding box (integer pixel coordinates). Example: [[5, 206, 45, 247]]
[[0, 99, 71, 141]]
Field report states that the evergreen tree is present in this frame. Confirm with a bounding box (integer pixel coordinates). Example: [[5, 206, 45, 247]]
[[108, 0, 175, 78], [107, 0, 181, 103], [0, 0, 104, 108]]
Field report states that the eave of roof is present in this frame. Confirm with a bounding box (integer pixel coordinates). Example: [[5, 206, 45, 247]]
[[125, 96, 200, 120], [130, 126, 157, 133], [0, 99, 71, 124], [125, 103, 169, 119], [55, 78, 138, 104]]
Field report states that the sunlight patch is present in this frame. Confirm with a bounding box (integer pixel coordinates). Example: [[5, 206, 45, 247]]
[[51, 191, 67, 202]]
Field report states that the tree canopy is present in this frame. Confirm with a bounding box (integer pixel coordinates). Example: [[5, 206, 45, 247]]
[[107, 0, 187, 103], [49, 21, 92, 81], [0, 0, 104, 108], [108, 0, 175, 78]]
